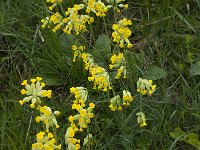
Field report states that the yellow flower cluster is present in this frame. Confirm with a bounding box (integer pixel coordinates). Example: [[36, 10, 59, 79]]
[[41, 4, 94, 34], [137, 78, 156, 95], [63, 4, 94, 35], [109, 90, 133, 111], [112, 18, 133, 48], [83, 134, 93, 146], [32, 131, 61, 150], [88, 67, 112, 91], [65, 87, 95, 150], [81, 53, 97, 70], [71, 45, 86, 62], [81, 53, 112, 91], [46, 0, 63, 11], [70, 87, 88, 111], [19, 77, 61, 148], [122, 90, 133, 106], [41, 0, 129, 35], [109, 95, 122, 111], [19, 77, 52, 108], [50, 12, 63, 32], [83, 0, 111, 17], [41, 12, 63, 32], [136, 112, 147, 127], [41, 17, 50, 29], [109, 53, 126, 79], [106, 0, 128, 13], [36, 106, 60, 132]]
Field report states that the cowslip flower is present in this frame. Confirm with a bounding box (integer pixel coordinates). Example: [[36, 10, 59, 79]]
[[46, 0, 63, 11], [19, 77, 52, 108], [41, 17, 50, 28], [109, 53, 126, 79], [136, 112, 147, 127], [83, 0, 111, 17], [109, 95, 123, 111], [65, 133, 80, 150], [106, 0, 128, 13], [81, 53, 97, 71], [112, 18, 133, 48], [32, 131, 61, 150], [88, 67, 112, 91], [35, 106, 60, 132], [109, 90, 133, 111], [63, 4, 94, 35], [65, 88, 95, 150], [70, 87, 88, 110], [83, 134, 93, 146], [71, 45, 86, 62], [68, 103, 95, 132], [122, 90, 133, 106], [137, 78, 156, 95]]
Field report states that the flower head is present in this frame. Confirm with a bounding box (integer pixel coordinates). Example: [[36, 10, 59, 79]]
[[112, 18, 133, 48], [136, 112, 147, 127], [137, 78, 156, 95], [19, 77, 52, 108]]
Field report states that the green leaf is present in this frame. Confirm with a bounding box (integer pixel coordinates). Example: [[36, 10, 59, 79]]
[[126, 51, 144, 82], [33, 58, 64, 86], [170, 128, 186, 141], [137, 138, 151, 149], [187, 133, 199, 140], [190, 62, 200, 76], [188, 138, 200, 149], [92, 34, 111, 62], [59, 33, 79, 51], [144, 66, 167, 80]]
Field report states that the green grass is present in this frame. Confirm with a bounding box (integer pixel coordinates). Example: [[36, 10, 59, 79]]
[[0, 0, 200, 149]]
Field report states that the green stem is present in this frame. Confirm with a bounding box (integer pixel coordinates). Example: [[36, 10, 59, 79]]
[[140, 94, 143, 112], [89, 23, 95, 43], [87, 127, 90, 150], [103, 17, 109, 35]]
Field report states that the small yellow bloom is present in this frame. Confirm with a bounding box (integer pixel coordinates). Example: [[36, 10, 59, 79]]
[[31, 79, 37, 83], [41, 82, 45, 87], [89, 103, 95, 108], [136, 112, 147, 127], [36, 77, 43, 81], [35, 116, 40, 123], [30, 104, 35, 108], [21, 80, 27, 86], [69, 116, 74, 123], [21, 89, 26, 95], [19, 100, 24, 105]]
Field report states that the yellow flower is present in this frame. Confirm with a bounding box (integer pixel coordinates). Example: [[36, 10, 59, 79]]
[[36, 131, 45, 140], [19, 100, 24, 105], [36, 77, 43, 81], [31, 79, 37, 83], [112, 18, 132, 48], [21, 89, 26, 95], [89, 103, 95, 108], [137, 78, 156, 96], [21, 80, 27, 86], [136, 112, 147, 127]]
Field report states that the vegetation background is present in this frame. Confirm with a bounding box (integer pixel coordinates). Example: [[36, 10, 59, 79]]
[[0, 0, 200, 149]]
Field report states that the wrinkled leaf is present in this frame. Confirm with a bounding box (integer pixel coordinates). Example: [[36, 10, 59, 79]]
[[92, 34, 111, 62], [188, 138, 200, 150], [137, 138, 151, 149], [170, 127, 186, 141], [187, 133, 199, 140], [145, 66, 167, 80], [190, 62, 200, 76], [33, 58, 64, 86], [59, 33, 79, 51]]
